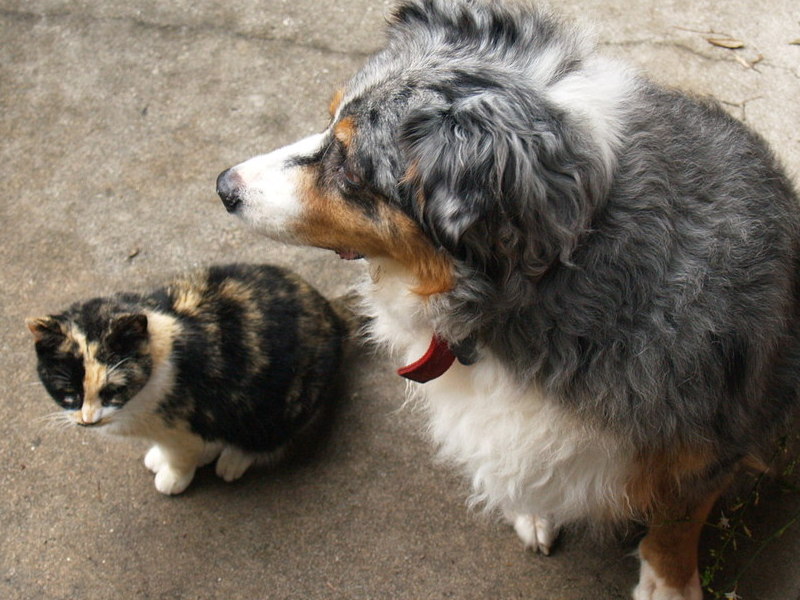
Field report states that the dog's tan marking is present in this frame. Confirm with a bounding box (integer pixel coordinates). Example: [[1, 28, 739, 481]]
[[625, 446, 716, 516], [329, 88, 345, 118], [294, 166, 454, 296], [334, 116, 357, 148], [741, 453, 770, 474], [628, 446, 731, 594], [638, 489, 721, 592], [402, 161, 427, 211]]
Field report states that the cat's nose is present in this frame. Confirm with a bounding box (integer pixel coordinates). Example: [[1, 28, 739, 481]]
[[80, 402, 103, 426], [216, 168, 243, 213]]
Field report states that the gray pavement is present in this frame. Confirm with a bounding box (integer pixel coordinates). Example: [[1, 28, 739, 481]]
[[2, 1, 799, 599]]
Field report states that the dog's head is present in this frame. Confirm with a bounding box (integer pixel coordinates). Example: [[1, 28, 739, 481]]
[[217, 0, 623, 297]]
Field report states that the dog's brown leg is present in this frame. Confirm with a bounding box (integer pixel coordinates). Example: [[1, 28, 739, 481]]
[[632, 491, 720, 600]]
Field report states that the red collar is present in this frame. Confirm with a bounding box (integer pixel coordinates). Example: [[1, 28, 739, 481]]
[[397, 336, 456, 383]]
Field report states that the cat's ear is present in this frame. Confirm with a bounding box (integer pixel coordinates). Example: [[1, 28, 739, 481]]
[[107, 314, 149, 353], [25, 316, 64, 344]]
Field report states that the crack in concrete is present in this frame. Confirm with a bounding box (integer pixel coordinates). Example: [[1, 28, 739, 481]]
[[603, 37, 800, 80], [720, 95, 764, 122], [605, 38, 756, 65], [0, 7, 373, 60], [760, 62, 800, 80], [668, 41, 739, 63], [670, 42, 800, 79], [6, 7, 793, 80]]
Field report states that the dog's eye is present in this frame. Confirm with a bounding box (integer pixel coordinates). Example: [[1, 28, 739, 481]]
[[340, 166, 363, 190]]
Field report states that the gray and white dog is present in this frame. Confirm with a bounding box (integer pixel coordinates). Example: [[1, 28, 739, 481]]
[[216, 1, 800, 598]]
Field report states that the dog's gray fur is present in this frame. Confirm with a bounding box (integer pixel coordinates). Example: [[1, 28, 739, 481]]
[[338, 0, 800, 467]]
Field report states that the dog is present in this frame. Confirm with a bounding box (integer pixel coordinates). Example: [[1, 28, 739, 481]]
[[216, 1, 800, 597]]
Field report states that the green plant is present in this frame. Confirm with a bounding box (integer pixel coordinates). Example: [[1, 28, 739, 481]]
[[701, 435, 800, 599]]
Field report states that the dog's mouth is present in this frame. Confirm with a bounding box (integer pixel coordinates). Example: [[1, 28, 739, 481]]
[[333, 249, 364, 261]]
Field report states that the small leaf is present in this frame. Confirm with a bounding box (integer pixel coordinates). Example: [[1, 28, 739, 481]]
[[734, 53, 763, 69], [707, 37, 745, 49]]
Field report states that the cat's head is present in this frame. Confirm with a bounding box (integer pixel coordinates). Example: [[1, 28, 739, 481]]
[[27, 300, 154, 427]]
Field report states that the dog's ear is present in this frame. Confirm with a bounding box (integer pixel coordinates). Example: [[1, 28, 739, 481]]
[[399, 96, 498, 252], [400, 90, 596, 274]]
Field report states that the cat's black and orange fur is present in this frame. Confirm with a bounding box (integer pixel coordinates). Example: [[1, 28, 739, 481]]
[[28, 263, 345, 494]]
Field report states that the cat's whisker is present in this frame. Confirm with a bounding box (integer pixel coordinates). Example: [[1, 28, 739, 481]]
[[106, 358, 132, 380], [34, 411, 62, 424], [35, 411, 76, 430]]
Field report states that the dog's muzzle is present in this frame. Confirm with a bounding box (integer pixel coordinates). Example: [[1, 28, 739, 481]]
[[216, 168, 243, 213]]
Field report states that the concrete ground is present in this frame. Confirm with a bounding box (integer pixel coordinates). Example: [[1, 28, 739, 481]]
[[1, 1, 799, 598]]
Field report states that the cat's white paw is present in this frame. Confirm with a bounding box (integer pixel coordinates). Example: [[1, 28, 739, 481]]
[[633, 559, 702, 600], [215, 446, 255, 482], [153, 465, 195, 495], [144, 445, 166, 473], [513, 514, 558, 555], [197, 442, 223, 467]]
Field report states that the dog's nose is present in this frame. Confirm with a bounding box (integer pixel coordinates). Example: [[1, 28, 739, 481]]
[[216, 168, 243, 213]]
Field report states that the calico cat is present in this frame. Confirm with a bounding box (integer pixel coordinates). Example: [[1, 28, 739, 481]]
[[27, 263, 346, 495]]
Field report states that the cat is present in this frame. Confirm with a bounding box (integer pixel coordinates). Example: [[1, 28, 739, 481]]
[[27, 263, 346, 495]]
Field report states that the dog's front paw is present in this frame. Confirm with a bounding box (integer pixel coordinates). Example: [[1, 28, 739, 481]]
[[633, 559, 702, 600], [153, 465, 195, 495], [513, 514, 558, 555], [215, 446, 254, 482]]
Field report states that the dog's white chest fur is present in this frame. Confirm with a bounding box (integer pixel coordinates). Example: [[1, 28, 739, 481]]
[[363, 262, 633, 527], [424, 361, 632, 524]]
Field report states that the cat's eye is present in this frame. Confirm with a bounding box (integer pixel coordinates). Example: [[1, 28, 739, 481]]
[[99, 386, 122, 403]]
